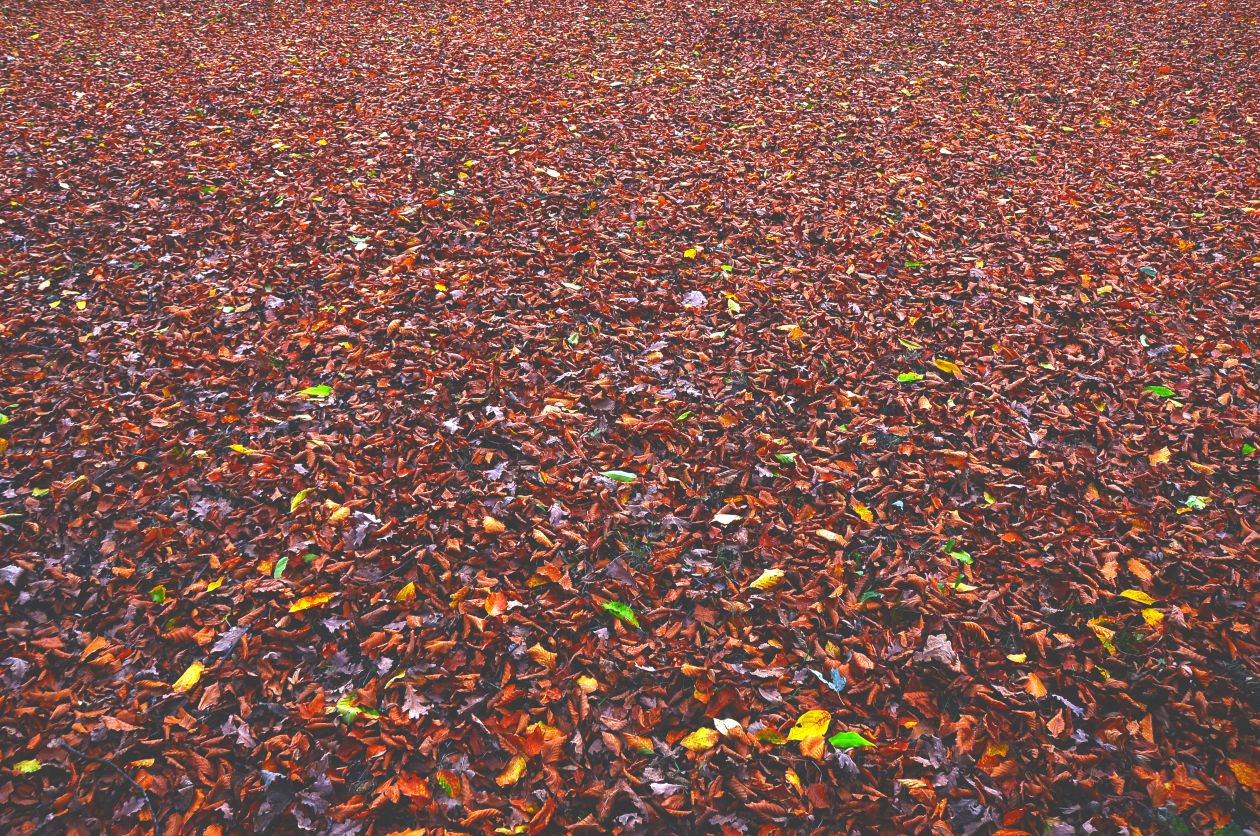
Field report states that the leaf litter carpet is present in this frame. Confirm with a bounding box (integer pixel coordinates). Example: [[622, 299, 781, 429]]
[[1, 0, 1258, 832]]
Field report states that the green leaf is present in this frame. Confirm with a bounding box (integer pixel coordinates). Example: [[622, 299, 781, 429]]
[[1183, 495, 1209, 511], [335, 695, 379, 725], [1139, 266, 1158, 278], [897, 372, 924, 383], [290, 489, 311, 513], [31, 487, 49, 498], [1242, 442, 1256, 456], [774, 452, 797, 466], [601, 600, 640, 628], [1144, 385, 1175, 398], [858, 590, 884, 603], [948, 548, 973, 565], [828, 731, 875, 748], [600, 470, 637, 483], [149, 584, 167, 604], [756, 728, 787, 744], [0, 412, 9, 426], [676, 410, 693, 422], [273, 556, 290, 579], [12, 759, 41, 775], [298, 384, 332, 398]]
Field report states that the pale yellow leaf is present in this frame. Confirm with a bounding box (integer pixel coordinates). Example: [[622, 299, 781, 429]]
[[680, 727, 720, 751], [786, 709, 831, 742], [1119, 589, 1156, 606], [172, 661, 204, 693], [749, 568, 785, 591]]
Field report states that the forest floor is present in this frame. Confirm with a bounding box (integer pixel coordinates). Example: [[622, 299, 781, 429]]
[[1, 0, 1258, 832]]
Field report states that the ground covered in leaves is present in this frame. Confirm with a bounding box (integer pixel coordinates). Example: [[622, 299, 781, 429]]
[[1, 0, 1258, 832]]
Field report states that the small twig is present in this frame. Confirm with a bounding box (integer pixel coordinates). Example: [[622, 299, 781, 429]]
[[54, 739, 160, 836]]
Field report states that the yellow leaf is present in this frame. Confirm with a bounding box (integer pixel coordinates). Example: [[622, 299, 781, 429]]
[[289, 592, 334, 613], [172, 661, 204, 692], [1006, 653, 1027, 663], [290, 488, 311, 513], [229, 443, 261, 455], [482, 516, 506, 535], [1088, 616, 1117, 654], [1141, 608, 1164, 625], [1119, 589, 1156, 606], [396, 582, 416, 602], [496, 755, 527, 787], [898, 337, 924, 350], [206, 577, 223, 592], [1148, 447, 1171, 466], [680, 727, 719, 751], [577, 675, 599, 693], [785, 768, 802, 792], [787, 709, 831, 742], [749, 568, 785, 591], [852, 501, 874, 523], [683, 248, 698, 259], [932, 358, 963, 377]]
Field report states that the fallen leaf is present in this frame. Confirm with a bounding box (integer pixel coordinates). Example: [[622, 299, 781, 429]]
[[680, 727, 719, 751], [172, 660, 205, 692]]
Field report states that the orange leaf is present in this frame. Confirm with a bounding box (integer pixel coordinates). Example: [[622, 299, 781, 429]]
[[289, 592, 334, 613]]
